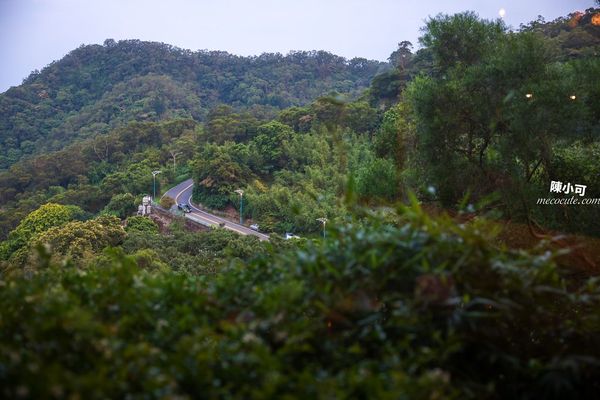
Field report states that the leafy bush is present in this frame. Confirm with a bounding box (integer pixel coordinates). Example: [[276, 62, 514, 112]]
[[194, 191, 231, 210], [125, 216, 159, 234], [159, 196, 175, 209], [120, 222, 270, 275], [355, 157, 400, 201], [407, 13, 600, 237], [32, 215, 126, 263], [535, 142, 600, 236], [0, 203, 84, 261], [103, 193, 137, 219], [1, 203, 599, 398]]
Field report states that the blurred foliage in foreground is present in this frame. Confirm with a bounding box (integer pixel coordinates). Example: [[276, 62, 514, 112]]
[[1, 202, 599, 399]]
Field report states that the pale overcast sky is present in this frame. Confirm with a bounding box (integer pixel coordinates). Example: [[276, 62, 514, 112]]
[[0, 0, 593, 92]]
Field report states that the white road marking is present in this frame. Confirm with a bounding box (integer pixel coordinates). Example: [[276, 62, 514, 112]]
[[171, 181, 269, 240]]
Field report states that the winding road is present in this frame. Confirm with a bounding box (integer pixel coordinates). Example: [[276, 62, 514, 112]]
[[163, 179, 270, 241]]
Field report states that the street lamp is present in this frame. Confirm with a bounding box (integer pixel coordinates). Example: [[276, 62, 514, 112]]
[[235, 189, 244, 224], [152, 170, 162, 200], [316, 217, 328, 239]]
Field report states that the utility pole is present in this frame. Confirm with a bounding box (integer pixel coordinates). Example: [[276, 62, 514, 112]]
[[317, 217, 328, 239], [169, 150, 181, 174], [152, 170, 162, 200], [235, 189, 244, 225]]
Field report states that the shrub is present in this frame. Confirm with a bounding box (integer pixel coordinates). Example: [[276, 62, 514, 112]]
[[125, 216, 159, 234], [160, 196, 175, 209], [103, 193, 137, 219], [0, 203, 84, 261], [1, 203, 599, 398]]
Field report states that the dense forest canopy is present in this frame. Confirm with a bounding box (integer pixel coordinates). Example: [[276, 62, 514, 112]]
[[0, 7, 598, 238], [0, 39, 386, 168], [1, 6, 600, 398]]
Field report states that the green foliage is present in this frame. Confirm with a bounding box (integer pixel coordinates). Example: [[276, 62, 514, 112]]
[[520, 8, 600, 60], [190, 91, 400, 230], [373, 101, 413, 170], [536, 142, 600, 236], [311, 95, 346, 128], [102, 193, 137, 219], [0, 119, 196, 239], [407, 13, 600, 235], [249, 121, 294, 174], [368, 68, 410, 107], [191, 142, 254, 209], [125, 216, 159, 234], [246, 181, 339, 234], [388, 40, 414, 69], [355, 158, 400, 201], [242, 127, 351, 233], [31, 215, 125, 263], [121, 222, 268, 275], [420, 11, 506, 73], [344, 101, 380, 135], [2, 11, 600, 394], [159, 196, 175, 209], [0, 203, 84, 260], [0, 41, 384, 168], [101, 159, 158, 196], [204, 105, 259, 143], [2, 205, 600, 398], [278, 106, 313, 132]]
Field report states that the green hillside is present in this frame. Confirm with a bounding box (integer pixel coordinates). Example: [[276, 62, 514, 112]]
[[1, 7, 600, 398], [0, 39, 385, 167]]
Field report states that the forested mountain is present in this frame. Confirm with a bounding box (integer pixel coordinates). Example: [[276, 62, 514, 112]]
[[520, 6, 600, 59], [2, 7, 600, 398], [0, 39, 386, 167]]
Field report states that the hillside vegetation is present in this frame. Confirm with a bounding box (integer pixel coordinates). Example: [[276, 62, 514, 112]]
[[0, 39, 385, 167], [1, 7, 600, 398], [3, 202, 600, 399]]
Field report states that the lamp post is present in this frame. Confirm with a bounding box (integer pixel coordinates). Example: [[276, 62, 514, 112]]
[[235, 189, 244, 225], [317, 217, 328, 239], [152, 170, 162, 201]]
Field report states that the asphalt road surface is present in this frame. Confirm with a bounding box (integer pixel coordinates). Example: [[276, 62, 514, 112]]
[[163, 179, 270, 241]]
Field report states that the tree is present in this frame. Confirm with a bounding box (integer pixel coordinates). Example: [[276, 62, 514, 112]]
[[355, 158, 400, 201], [3, 204, 600, 398], [420, 12, 505, 73], [344, 101, 379, 136], [278, 106, 313, 133], [374, 101, 413, 171], [0, 203, 84, 260], [100, 160, 158, 196], [311, 96, 346, 130], [160, 196, 175, 209], [191, 143, 253, 209], [408, 12, 598, 235], [33, 215, 125, 263], [204, 105, 259, 143], [125, 216, 159, 234], [103, 193, 137, 219], [388, 41, 413, 69], [0, 40, 382, 168], [368, 69, 410, 107], [249, 121, 294, 174]]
